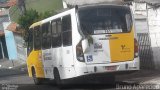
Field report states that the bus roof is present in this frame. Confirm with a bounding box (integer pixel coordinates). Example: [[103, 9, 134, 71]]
[[77, 3, 129, 9], [29, 8, 73, 29], [29, 21, 42, 28], [29, 4, 129, 29]]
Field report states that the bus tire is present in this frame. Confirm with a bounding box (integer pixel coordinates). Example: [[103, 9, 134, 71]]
[[54, 68, 62, 86], [32, 68, 43, 85]]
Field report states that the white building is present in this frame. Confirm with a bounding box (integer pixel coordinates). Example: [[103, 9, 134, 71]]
[[131, 1, 160, 69]]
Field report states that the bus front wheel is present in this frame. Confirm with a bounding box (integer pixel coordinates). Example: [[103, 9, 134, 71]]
[[32, 68, 43, 85]]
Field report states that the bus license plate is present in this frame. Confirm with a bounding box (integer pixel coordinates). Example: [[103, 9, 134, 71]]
[[105, 66, 117, 71]]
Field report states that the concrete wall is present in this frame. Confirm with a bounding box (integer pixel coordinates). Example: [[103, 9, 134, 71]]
[[132, 2, 160, 69], [3, 22, 18, 60], [131, 2, 155, 69], [148, 8, 160, 69], [14, 33, 27, 62], [132, 2, 149, 33]]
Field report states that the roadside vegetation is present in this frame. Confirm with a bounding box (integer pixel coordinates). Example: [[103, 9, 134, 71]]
[[18, 9, 53, 43], [10, 0, 63, 46], [10, 0, 63, 22]]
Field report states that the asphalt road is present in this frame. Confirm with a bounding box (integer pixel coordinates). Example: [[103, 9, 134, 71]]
[[0, 74, 139, 90]]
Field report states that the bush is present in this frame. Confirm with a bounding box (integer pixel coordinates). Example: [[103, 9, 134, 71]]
[[18, 9, 53, 44]]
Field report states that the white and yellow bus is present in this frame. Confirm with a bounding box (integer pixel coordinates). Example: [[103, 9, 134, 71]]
[[27, 4, 139, 85]]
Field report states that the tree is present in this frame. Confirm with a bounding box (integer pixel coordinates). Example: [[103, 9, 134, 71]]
[[18, 9, 38, 44], [18, 9, 39, 30], [38, 11, 53, 20], [18, 9, 53, 45]]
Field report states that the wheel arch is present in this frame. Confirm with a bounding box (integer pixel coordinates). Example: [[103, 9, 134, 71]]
[[31, 66, 35, 77], [53, 67, 61, 78]]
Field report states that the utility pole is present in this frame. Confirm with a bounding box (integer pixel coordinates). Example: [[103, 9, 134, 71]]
[[17, 0, 26, 15]]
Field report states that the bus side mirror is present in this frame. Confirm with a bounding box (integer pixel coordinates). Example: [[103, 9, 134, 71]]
[[82, 39, 89, 53]]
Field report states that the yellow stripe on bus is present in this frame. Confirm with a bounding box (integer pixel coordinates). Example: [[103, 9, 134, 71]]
[[29, 21, 42, 28], [109, 27, 135, 63], [27, 50, 45, 78]]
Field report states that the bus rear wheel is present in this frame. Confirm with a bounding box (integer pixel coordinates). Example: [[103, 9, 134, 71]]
[[32, 68, 43, 85], [54, 69, 62, 86]]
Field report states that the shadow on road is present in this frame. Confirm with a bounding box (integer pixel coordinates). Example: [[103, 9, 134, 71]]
[[16, 81, 139, 90]]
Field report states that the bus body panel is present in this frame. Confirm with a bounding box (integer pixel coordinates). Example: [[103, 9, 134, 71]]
[[110, 27, 134, 63], [42, 49, 54, 79], [57, 46, 76, 79], [52, 47, 62, 68], [83, 35, 111, 64], [71, 9, 89, 78], [61, 46, 74, 67], [82, 29, 134, 64], [57, 11, 77, 79], [27, 50, 45, 78], [41, 9, 76, 79]]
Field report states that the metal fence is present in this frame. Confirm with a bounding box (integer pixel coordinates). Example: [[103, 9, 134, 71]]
[[137, 33, 155, 69]]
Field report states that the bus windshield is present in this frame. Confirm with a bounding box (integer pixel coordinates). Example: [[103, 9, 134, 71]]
[[78, 6, 133, 35]]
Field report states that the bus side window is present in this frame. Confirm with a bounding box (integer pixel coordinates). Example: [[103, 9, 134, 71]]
[[33, 26, 41, 50], [51, 19, 62, 48], [42, 22, 52, 49], [62, 15, 72, 46], [27, 28, 33, 55]]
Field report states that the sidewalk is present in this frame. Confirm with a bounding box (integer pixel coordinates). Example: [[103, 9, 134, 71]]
[[0, 58, 27, 77]]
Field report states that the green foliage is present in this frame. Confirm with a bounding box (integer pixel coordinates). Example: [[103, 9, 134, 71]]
[[38, 11, 53, 20], [10, 0, 63, 46], [18, 9, 39, 30], [18, 9, 53, 43], [10, 0, 63, 22], [87, 35, 93, 46], [18, 9, 38, 43], [18, 9, 53, 30]]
